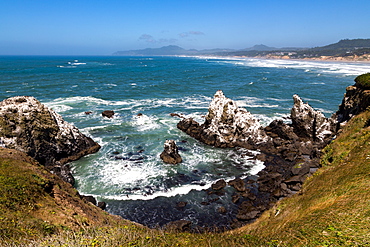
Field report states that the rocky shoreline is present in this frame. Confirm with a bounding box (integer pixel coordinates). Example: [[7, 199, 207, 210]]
[[0, 74, 369, 231], [175, 76, 369, 228]]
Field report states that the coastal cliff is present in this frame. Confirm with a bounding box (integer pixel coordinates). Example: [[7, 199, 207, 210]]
[[1, 74, 370, 246], [0, 96, 100, 184]]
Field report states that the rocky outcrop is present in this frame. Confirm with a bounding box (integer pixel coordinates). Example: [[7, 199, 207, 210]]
[[177, 91, 338, 227], [178, 91, 336, 153], [336, 83, 370, 125], [291, 95, 336, 143], [178, 90, 270, 148], [160, 140, 182, 164], [0, 96, 101, 184], [102, 110, 115, 118]]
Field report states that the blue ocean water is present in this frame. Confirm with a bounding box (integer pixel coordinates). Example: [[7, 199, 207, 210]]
[[1, 56, 369, 227]]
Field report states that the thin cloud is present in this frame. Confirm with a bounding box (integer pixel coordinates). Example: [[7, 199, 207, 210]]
[[139, 34, 177, 44], [179, 31, 205, 38], [138, 34, 156, 43]]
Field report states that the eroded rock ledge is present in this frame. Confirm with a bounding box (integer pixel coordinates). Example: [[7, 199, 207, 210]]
[[0, 96, 101, 184]]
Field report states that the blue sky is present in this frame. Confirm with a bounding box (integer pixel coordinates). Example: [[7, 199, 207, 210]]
[[1, 0, 369, 55]]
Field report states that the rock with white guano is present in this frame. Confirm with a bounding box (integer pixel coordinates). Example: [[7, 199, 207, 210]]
[[0, 96, 101, 184], [160, 139, 182, 164]]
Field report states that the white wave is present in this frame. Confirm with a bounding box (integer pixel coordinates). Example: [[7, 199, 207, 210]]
[[132, 114, 160, 131], [310, 82, 325, 85], [99, 158, 265, 201], [200, 57, 370, 76], [44, 103, 73, 113], [249, 159, 265, 175], [101, 183, 213, 201]]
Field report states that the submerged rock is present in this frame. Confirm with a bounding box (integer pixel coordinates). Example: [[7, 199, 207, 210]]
[[160, 140, 182, 164], [102, 110, 115, 118], [211, 179, 227, 190], [0, 96, 101, 184]]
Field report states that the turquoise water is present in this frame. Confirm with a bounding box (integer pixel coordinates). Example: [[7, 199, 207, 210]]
[[1, 56, 369, 227]]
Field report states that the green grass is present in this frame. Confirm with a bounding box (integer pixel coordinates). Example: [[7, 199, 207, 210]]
[[237, 109, 370, 246], [2, 109, 370, 246], [354, 73, 370, 89]]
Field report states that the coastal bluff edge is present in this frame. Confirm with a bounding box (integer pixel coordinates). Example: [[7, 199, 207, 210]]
[[0, 73, 370, 245]]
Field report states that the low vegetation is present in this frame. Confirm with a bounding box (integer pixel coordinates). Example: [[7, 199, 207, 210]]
[[1, 104, 370, 246], [355, 73, 370, 89], [237, 109, 370, 246]]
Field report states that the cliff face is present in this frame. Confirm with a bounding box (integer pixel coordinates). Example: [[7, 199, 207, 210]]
[[0, 96, 100, 184], [336, 84, 370, 124]]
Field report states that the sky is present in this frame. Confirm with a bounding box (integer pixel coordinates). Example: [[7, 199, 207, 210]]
[[1, 0, 370, 55]]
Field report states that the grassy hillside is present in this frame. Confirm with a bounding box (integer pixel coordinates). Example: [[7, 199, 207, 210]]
[[0, 147, 139, 245], [236, 109, 370, 246], [1, 108, 370, 246]]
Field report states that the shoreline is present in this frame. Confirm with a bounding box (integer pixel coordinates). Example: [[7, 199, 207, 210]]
[[179, 54, 370, 64]]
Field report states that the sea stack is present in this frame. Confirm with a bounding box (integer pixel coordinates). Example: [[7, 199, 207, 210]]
[[160, 140, 182, 164], [0, 96, 101, 184], [177, 90, 270, 148]]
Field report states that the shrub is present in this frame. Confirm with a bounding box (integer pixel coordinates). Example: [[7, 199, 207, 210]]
[[354, 73, 370, 89]]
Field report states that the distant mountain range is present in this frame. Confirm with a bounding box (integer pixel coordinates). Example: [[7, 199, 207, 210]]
[[113, 39, 370, 58]]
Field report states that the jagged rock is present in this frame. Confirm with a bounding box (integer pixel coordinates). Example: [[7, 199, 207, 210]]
[[160, 140, 182, 164], [265, 120, 298, 141], [0, 96, 101, 184], [102, 110, 115, 118], [291, 94, 336, 142], [82, 195, 97, 205], [336, 83, 370, 124], [228, 178, 246, 192], [178, 91, 270, 148], [211, 179, 227, 190], [97, 201, 107, 210]]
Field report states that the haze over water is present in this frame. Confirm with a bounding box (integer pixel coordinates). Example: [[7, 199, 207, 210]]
[[0, 56, 368, 227]]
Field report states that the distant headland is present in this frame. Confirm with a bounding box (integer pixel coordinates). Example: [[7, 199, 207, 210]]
[[113, 38, 370, 62]]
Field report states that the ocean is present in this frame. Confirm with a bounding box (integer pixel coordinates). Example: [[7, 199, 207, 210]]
[[1, 55, 369, 228]]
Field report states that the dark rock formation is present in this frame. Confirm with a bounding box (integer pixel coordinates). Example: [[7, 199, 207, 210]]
[[177, 91, 338, 227], [160, 140, 182, 164], [82, 195, 97, 205], [0, 96, 101, 184], [228, 178, 246, 192], [211, 179, 227, 190], [164, 220, 192, 232], [336, 83, 370, 125], [97, 201, 107, 210], [102, 110, 115, 118]]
